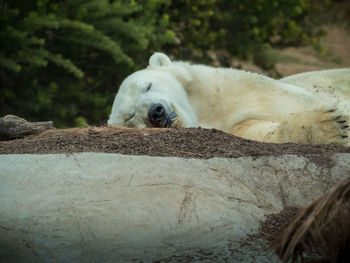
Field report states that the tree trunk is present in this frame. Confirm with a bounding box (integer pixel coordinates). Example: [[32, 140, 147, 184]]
[[0, 115, 54, 140]]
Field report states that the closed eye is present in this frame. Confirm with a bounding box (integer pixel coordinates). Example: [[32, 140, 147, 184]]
[[145, 83, 152, 92], [125, 113, 135, 123]]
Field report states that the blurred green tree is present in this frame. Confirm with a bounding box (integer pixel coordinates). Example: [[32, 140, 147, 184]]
[[163, 0, 331, 67], [0, 0, 338, 127], [0, 0, 174, 127]]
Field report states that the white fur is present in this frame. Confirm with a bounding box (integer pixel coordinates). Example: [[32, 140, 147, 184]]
[[149, 52, 172, 67], [281, 68, 350, 115], [109, 53, 350, 145]]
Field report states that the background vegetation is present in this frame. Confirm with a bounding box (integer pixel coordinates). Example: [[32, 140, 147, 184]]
[[0, 0, 348, 127]]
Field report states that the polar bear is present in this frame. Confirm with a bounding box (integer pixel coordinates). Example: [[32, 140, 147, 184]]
[[108, 52, 350, 146]]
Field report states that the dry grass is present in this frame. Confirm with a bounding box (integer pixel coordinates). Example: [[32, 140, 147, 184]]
[[275, 177, 350, 262], [38, 125, 168, 137]]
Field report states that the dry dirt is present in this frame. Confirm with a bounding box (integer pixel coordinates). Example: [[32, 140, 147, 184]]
[[231, 25, 350, 77], [275, 25, 350, 76], [1, 126, 350, 158]]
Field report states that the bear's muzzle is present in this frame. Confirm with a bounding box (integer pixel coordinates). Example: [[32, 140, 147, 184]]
[[148, 103, 178, 128]]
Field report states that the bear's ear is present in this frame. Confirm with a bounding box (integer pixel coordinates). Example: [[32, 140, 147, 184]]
[[149, 52, 172, 67]]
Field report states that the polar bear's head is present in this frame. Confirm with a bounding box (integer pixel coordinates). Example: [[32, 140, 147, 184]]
[[108, 53, 197, 128]]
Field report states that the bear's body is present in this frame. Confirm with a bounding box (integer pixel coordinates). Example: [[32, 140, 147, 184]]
[[281, 68, 350, 115], [108, 53, 350, 146]]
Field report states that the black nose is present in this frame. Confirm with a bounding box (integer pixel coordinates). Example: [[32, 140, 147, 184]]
[[148, 103, 167, 127]]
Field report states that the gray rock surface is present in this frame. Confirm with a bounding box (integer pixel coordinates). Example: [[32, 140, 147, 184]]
[[1, 153, 349, 262]]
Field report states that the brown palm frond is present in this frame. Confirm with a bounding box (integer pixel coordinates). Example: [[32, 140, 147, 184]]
[[275, 177, 350, 262]]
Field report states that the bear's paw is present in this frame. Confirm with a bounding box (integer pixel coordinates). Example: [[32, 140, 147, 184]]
[[304, 107, 349, 145], [279, 107, 349, 145]]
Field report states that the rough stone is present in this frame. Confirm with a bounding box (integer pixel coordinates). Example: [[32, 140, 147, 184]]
[[1, 153, 349, 262]]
